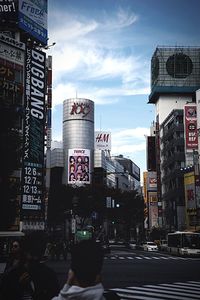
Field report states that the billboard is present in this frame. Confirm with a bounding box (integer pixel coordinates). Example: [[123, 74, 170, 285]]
[[21, 46, 46, 220], [68, 149, 90, 184], [0, 34, 24, 117], [0, 1, 48, 45], [147, 171, 157, 190], [184, 105, 198, 151], [0, 0, 18, 25], [18, 0, 48, 45], [95, 131, 111, 150]]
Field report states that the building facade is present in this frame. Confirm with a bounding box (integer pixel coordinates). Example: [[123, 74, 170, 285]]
[[149, 46, 200, 231]]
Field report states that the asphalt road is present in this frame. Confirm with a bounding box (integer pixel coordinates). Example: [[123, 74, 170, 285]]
[[46, 244, 200, 290]]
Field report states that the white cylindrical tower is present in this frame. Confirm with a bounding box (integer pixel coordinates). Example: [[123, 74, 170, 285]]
[[63, 98, 94, 185]]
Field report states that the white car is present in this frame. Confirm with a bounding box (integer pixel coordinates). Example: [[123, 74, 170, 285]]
[[143, 242, 158, 251]]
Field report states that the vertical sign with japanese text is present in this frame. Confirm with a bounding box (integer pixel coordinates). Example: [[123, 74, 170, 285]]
[[21, 46, 46, 221], [184, 105, 198, 151]]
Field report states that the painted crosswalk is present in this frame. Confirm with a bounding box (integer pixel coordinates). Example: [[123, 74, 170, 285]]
[[104, 255, 199, 261], [110, 280, 200, 299]]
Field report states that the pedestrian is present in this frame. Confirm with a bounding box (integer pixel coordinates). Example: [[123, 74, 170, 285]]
[[52, 239, 120, 300], [0, 231, 60, 300], [4, 239, 23, 273]]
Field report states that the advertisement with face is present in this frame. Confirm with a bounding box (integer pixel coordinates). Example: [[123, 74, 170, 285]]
[[68, 149, 90, 184]]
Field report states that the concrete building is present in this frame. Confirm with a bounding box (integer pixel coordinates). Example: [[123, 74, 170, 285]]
[[149, 46, 200, 231]]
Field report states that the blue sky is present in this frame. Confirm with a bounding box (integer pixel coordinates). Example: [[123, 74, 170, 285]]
[[47, 0, 200, 178]]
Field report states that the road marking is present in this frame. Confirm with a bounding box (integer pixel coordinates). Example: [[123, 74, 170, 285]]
[[111, 280, 200, 300]]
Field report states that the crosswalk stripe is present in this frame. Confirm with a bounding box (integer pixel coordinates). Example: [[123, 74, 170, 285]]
[[128, 286, 200, 298], [160, 283, 200, 291], [146, 284, 200, 294], [113, 287, 196, 300], [111, 281, 200, 300], [104, 255, 199, 261]]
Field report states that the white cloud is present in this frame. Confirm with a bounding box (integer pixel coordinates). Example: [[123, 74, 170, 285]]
[[47, 5, 148, 109], [111, 126, 150, 155]]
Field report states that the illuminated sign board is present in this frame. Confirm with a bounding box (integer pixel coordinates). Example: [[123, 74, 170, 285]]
[[68, 149, 90, 184], [21, 46, 46, 219]]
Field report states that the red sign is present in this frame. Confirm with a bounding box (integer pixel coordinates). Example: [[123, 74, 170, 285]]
[[70, 102, 90, 117]]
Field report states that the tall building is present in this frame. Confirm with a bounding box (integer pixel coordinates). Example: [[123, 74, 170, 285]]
[[149, 46, 200, 231], [0, 0, 49, 231], [63, 98, 94, 185]]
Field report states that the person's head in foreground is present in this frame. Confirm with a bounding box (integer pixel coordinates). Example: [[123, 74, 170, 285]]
[[70, 239, 104, 287]]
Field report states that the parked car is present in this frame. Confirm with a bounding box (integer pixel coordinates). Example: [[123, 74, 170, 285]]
[[143, 241, 158, 251]]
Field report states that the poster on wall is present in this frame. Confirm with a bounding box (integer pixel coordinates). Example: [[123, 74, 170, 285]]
[[184, 105, 198, 150], [21, 46, 46, 221], [68, 149, 90, 184]]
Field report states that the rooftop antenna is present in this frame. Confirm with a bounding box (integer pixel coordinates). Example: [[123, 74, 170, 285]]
[[76, 90, 78, 99], [100, 115, 102, 131]]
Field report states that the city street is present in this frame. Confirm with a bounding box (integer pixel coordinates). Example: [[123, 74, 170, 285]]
[[46, 244, 200, 299]]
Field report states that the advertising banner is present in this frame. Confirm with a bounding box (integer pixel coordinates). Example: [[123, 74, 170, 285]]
[[184, 105, 198, 150], [18, 0, 48, 45], [0, 36, 24, 108], [68, 149, 90, 184], [147, 171, 157, 190], [95, 131, 111, 150], [21, 46, 46, 220], [149, 202, 158, 228], [0, 0, 18, 25]]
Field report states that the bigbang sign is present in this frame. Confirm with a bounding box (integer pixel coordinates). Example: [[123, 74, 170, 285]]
[[21, 46, 46, 220]]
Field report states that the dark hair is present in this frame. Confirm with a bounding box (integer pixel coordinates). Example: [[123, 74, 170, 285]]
[[22, 231, 47, 259], [70, 239, 104, 285]]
